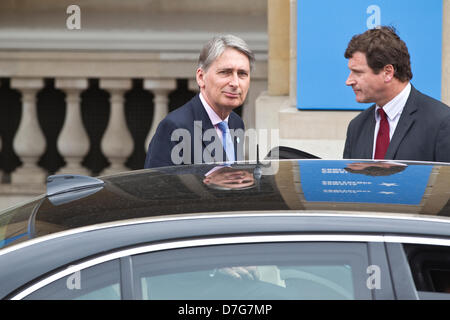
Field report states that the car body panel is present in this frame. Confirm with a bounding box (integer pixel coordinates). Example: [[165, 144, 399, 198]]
[[2, 159, 448, 247]]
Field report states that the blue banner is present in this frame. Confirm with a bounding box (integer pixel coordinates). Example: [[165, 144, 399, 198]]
[[297, 0, 442, 110], [299, 160, 432, 204]]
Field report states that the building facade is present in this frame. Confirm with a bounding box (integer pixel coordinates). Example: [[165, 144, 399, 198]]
[[1, 0, 449, 209]]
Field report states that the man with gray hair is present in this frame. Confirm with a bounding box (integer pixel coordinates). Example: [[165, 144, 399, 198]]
[[144, 34, 254, 168]]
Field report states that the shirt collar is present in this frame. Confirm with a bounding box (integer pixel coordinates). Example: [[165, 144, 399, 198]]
[[375, 82, 411, 120], [199, 92, 229, 126]]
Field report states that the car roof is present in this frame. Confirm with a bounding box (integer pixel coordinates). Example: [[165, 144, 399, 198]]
[[1, 159, 450, 249]]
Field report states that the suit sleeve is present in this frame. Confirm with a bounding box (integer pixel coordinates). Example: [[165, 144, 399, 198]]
[[144, 118, 179, 168], [343, 120, 353, 159], [436, 113, 450, 163]]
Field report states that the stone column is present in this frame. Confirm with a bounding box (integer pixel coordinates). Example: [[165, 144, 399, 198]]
[[188, 79, 199, 93], [143, 79, 176, 151], [99, 79, 133, 176], [268, 0, 290, 96], [289, 0, 297, 106], [11, 78, 46, 184], [55, 78, 90, 175]]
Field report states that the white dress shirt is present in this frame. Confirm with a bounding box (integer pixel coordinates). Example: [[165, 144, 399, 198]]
[[199, 92, 235, 167], [199, 92, 229, 144], [372, 82, 411, 158]]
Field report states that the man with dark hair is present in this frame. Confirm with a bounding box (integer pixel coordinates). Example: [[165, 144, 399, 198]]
[[144, 34, 253, 168], [344, 162, 406, 177], [343, 26, 450, 162]]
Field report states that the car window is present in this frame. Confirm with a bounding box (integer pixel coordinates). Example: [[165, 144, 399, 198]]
[[132, 242, 372, 300], [23, 259, 120, 300], [404, 244, 450, 297]]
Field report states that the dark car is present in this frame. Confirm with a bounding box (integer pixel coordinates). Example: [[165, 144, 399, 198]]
[[0, 159, 449, 300]]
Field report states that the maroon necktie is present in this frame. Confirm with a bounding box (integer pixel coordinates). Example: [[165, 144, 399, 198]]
[[374, 108, 389, 159]]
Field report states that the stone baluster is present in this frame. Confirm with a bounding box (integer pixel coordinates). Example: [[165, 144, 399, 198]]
[[11, 78, 46, 184], [188, 79, 199, 93], [143, 79, 176, 151], [99, 79, 133, 176], [55, 78, 90, 175]]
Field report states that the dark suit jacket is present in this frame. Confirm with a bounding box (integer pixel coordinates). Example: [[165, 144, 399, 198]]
[[343, 85, 450, 162], [144, 94, 245, 168]]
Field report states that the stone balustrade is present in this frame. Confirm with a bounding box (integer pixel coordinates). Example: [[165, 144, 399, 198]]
[[0, 1, 268, 211], [0, 77, 213, 210], [10, 78, 47, 185], [55, 78, 90, 176], [0, 72, 267, 210], [0, 77, 191, 183]]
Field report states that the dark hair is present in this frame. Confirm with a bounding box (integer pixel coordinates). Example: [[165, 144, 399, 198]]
[[344, 26, 412, 82], [344, 164, 406, 176]]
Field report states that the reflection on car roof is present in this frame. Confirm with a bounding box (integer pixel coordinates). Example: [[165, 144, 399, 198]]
[[2, 159, 450, 247]]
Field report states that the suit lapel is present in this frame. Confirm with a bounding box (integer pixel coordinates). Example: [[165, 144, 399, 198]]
[[385, 86, 418, 159], [228, 113, 244, 161], [192, 96, 215, 130], [359, 105, 376, 159]]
